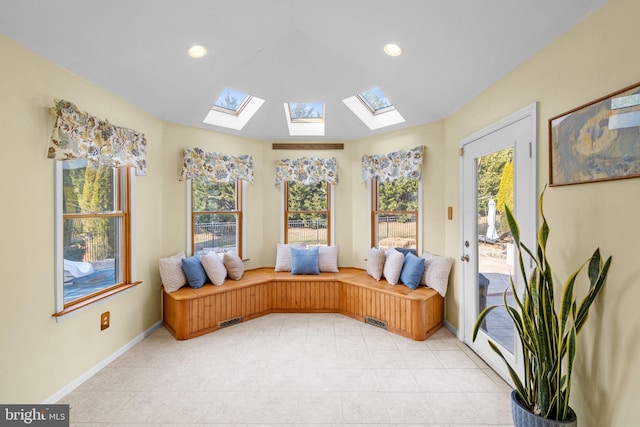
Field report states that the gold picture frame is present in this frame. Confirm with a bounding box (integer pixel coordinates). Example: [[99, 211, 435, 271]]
[[549, 81, 640, 186]]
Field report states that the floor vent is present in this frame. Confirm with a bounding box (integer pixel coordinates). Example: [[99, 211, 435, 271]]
[[218, 316, 242, 328], [364, 316, 387, 329]]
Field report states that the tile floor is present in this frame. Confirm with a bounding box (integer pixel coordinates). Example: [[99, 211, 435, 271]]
[[60, 313, 514, 426]]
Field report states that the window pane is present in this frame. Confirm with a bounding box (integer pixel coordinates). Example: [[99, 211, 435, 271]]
[[63, 217, 121, 304], [374, 178, 418, 249], [376, 213, 417, 249], [192, 179, 236, 212], [63, 159, 116, 214], [214, 88, 250, 113], [359, 87, 393, 112], [288, 102, 324, 120], [287, 213, 328, 245], [377, 178, 418, 211], [287, 182, 327, 211], [194, 213, 238, 254], [477, 146, 515, 354]]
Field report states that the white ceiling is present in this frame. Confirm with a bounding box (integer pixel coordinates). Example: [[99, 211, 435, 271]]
[[0, 0, 606, 141]]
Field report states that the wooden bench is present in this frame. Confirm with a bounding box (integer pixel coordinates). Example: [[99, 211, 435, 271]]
[[162, 268, 444, 341]]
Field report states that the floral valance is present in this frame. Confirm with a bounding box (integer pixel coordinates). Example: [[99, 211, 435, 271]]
[[275, 157, 338, 185], [179, 147, 254, 183], [361, 145, 425, 182], [48, 99, 147, 175]]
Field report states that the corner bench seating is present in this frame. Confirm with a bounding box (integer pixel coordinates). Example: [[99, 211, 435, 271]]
[[162, 267, 444, 341]]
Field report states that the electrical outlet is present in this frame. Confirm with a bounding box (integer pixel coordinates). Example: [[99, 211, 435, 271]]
[[101, 311, 110, 330]]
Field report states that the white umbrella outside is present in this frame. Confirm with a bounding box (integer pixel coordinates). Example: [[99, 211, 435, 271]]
[[486, 199, 498, 241]]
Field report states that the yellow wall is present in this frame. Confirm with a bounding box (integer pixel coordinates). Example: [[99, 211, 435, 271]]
[[1, 0, 639, 424], [0, 35, 165, 403], [160, 121, 446, 269], [160, 123, 269, 266], [0, 36, 445, 401], [350, 123, 448, 264], [443, 0, 640, 425]]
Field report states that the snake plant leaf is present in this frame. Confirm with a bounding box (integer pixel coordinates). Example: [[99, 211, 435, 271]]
[[488, 339, 527, 403], [559, 265, 583, 333], [540, 192, 550, 253], [588, 248, 602, 285], [505, 205, 520, 245], [472, 305, 499, 341], [505, 304, 534, 353], [472, 188, 611, 421], [575, 255, 611, 333], [562, 324, 576, 420]]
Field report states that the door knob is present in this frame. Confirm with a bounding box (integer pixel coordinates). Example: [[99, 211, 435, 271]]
[[460, 254, 470, 262]]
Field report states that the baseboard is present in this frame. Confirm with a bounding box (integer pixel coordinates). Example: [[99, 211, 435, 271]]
[[43, 320, 163, 404], [444, 320, 460, 340]]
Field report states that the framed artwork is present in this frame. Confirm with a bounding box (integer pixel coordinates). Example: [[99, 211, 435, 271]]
[[548, 81, 640, 186]]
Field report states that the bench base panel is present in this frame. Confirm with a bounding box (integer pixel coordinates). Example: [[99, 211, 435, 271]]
[[162, 269, 444, 341]]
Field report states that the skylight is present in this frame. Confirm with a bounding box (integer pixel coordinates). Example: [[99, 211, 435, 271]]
[[212, 88, 251, 115], [284, 102, 325, 136], [203, 88, 264, 131], [357, 87, 394, 114], [343, 87, 404, 130], [288, 102, 324, 122]]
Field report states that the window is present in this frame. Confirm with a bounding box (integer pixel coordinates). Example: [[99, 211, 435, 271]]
[[192, 178, 242, 256], [56, 159, 135, 315], [283, 102, 325, 136], [285, 181, 330, 245], [212, 88, 252, 115], [342, 87, 405, 130], [287, 102, 324, 122], [371, 177, 419, 250], [203, 88, 265, 130], [358, 87, 395, 115]]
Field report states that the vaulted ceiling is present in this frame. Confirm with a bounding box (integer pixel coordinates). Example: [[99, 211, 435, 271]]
[[0, 0, 607, 140]]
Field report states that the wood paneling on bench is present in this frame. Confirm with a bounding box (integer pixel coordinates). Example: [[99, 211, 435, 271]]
[[162, 268, 444, 341]]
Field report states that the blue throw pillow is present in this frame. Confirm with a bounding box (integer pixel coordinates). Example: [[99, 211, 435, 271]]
[[399, 252, 426, 290], [290, 246, 320, 275], [182, 255, 207, 288], [395, 247, 417, 257]]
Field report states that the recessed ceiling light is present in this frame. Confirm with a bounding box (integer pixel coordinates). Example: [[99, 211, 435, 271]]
[[383, 43, 402, 57], [187, 45, 207, 58]]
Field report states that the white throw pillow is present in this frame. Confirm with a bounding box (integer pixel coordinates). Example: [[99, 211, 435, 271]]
[[275, 243, 303, 272], [159, 251, 187, 292], [383, 247, 404, 285], [366, 247, 386, 281], [201, 252, 227, 285], [224, 251, 245, 280], [318, 245, 339, 272], [420, 251, 454, 297]]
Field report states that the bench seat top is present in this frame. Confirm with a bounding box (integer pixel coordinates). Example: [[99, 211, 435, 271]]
[[165, 267, 439, 302]]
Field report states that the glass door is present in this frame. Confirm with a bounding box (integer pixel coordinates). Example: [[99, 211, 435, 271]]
[[476, 147, 516, 354], [460, 105, 536, 382]]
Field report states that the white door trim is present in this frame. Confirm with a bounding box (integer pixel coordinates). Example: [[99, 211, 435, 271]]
[[457, 103, 538, 344]]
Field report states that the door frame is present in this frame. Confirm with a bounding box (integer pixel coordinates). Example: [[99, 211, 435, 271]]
[[457, 102, 538, 357]]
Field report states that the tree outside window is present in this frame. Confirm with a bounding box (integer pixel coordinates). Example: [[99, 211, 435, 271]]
[[192, 179, 242, 256], [285, 181, 329, 246], [60, 159, 129, 307], [372, 177, 418, 249]]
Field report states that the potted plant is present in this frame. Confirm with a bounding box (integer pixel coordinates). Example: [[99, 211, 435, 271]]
[[473, 190, 612, 426]]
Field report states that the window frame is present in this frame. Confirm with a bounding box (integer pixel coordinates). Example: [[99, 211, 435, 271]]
[[370, 177, 422, 251], [211, 88, 252, 116], [287, 102, 325, 123], [54, 161, 139, 318], [283, 181, 333, 246], [356, 89, 396, 116], [188, 179, 244, 258]]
